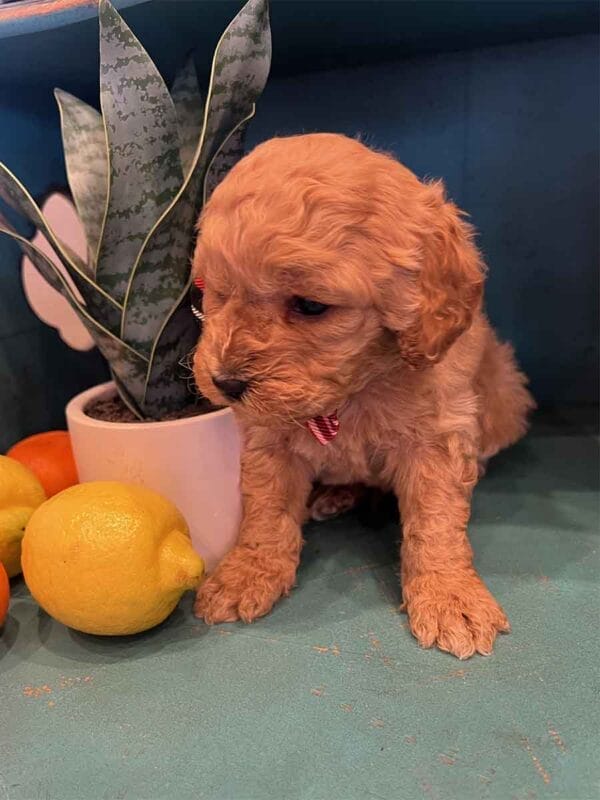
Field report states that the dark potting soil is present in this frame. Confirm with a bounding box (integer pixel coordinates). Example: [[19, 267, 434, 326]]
[[85, 392, 218, 423]]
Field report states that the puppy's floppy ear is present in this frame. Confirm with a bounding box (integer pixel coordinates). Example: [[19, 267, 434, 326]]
[[380, 180, 485, 368]]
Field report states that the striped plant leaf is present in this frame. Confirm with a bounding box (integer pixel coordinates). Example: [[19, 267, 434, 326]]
[[143, 295, 200, 415], [204, 123, 246, 202], [135, 119, 248, 415], [109, 369, 145, 419], [120, 0, 271, 366], [2, 0, 271, 419], [0, 162, 122, 333], [0, 217, 65, 296], [0, 224, 147, 413], [54, 89, 108, 270], [95, 0, 184, 304], [171, 55, 204, 180], [198, 0, 271, 176]]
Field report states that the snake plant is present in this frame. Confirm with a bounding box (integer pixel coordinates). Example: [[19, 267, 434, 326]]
[[0, 0, 271, 419]]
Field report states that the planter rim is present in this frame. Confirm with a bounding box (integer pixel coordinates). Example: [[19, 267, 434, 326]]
[[66, 381, 233, 432]]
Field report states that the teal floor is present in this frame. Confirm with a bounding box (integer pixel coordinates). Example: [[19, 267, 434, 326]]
[[1, 425, 598, 800]]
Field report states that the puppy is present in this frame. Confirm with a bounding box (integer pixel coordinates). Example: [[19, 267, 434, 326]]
[[192, 133, 534, 659]]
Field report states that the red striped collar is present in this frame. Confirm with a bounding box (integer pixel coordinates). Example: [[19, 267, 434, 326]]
[[191, 276, 205, 321], [306, 411, 340, 445]]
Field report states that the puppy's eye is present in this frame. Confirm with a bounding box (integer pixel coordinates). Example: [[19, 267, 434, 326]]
[[290, 296, 330, 317]]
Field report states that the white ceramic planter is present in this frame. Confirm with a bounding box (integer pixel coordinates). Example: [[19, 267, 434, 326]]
[[66, 381, 241, 572]]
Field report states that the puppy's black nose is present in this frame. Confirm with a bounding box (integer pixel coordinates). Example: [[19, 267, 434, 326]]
[[211, 376, 248, 400]]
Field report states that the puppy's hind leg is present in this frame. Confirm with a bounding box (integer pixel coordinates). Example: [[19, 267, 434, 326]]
[[307, 484, 365, 521], [476, 332, 535, 461]]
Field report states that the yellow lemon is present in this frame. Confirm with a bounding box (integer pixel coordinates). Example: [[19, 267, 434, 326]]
[[22, 481, 204, 635], [0, 455, 46, 577]]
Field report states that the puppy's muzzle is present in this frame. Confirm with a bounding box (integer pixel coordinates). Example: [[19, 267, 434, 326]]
[[211, 375, 248, 401]]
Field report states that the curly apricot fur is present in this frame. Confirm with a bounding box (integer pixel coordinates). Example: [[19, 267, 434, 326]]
[[192, 134, 534, 658]]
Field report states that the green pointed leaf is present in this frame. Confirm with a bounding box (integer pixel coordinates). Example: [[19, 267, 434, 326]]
[[204, 123, 246, 202], [0, 224, 148, 406], [109, 368, 145, 419], [143, 295, 199, 417], [121, 0, 271, 360], [95, 0, 184, 303], [54, 89, 108, 269], [199, 0, 270, 172], [0, 217, 64, 295], [171, 55, 204, 180], [0, 161, 122, 333]]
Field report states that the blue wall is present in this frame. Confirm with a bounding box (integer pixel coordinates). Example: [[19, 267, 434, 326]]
[[0, 33, 597, 451]]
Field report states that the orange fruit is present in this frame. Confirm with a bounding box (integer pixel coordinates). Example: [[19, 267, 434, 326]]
[[0, 562, 8, 627], [7, 431, 78, 498]]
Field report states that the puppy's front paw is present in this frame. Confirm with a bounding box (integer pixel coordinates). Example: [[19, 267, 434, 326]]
[[194, 546, 297, 624], [402, 571, 510, 659]]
